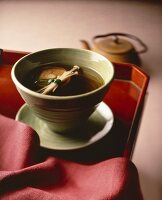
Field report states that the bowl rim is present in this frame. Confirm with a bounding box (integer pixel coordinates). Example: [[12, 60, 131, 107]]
[[11, 48, 114, 100]]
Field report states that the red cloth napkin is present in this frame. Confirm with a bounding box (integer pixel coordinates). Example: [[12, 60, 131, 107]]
[[0, 114, 142, 200]]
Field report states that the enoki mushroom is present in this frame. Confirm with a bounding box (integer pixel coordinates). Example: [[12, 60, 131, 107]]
[[37, 65, 80, 95]]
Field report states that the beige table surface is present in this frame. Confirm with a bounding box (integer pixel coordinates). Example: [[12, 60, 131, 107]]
[[0, 0, 162, 199]]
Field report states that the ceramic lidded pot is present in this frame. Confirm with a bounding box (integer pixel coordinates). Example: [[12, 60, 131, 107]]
[[11, 48, 114, 133], [80, 32, 147, 65]]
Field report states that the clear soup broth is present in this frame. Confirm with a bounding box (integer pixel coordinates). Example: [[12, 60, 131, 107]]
[[23, 65, 104, 96]]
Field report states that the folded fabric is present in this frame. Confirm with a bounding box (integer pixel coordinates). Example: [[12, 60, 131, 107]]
[[0, 114, 142, 200]]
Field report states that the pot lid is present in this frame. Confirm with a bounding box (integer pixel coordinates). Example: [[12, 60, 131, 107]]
[[94, 36, 135, 54]]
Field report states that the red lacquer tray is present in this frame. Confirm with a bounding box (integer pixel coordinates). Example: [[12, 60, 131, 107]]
[[0, 49, 149, 163]]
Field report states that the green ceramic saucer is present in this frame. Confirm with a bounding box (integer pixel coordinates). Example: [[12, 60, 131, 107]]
[[16, 102, 114, 150]]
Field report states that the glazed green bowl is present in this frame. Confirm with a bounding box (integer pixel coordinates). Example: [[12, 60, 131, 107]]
[[11, 48, 114, 133]]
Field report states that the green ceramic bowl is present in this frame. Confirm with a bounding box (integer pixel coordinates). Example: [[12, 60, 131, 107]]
[[11, 48, 114, 133]]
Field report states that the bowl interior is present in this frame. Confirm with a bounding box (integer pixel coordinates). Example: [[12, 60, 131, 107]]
[[12, 48, 114, 98]]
